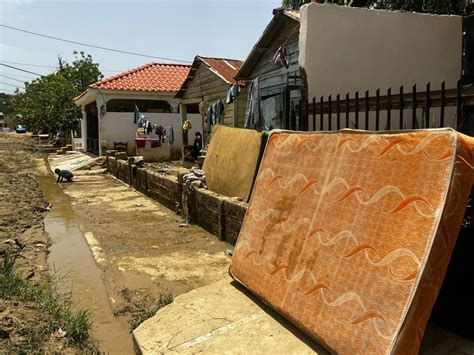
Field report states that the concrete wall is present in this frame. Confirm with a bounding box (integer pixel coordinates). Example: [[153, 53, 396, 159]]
[[299, 3, 462, 99], [108, 153, 248, 245], [100, 112, 202, 156]]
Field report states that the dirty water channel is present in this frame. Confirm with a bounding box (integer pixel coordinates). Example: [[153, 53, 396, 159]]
[[36, 158, 135, 354]]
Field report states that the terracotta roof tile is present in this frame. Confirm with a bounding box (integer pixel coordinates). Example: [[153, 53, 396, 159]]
[[89, 62, 191, 93]]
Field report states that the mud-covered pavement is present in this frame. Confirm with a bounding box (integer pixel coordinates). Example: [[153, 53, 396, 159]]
[[1, 133, 232, 353], [52, 163, 232, 329]]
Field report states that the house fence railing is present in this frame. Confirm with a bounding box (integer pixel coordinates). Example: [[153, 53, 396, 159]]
[[295, 80, 474, 132]]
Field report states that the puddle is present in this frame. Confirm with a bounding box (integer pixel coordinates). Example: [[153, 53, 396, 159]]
[[36, 159, 135, 354]]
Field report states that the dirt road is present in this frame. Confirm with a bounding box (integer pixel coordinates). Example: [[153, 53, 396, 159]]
[[0, 133, 73, 351], [48, 153, 232, 330]]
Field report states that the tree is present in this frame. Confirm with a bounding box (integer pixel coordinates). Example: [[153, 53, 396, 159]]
[[13, 52, 103, 133], [281, 0, 470, 15], [282, 0, 311, 8], [59, 51, 103, 92]]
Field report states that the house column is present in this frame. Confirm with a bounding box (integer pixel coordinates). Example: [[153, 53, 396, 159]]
[[96, 96, 105, 156], [80, 106, 87, 152]]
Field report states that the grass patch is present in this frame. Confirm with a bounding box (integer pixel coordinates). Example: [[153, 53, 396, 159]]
[[114, 288, 174, 329], [0, 252, 97, 352]]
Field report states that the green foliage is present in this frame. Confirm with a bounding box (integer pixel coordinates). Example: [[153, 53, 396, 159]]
[[59, 51, 103, 92], [281, 0, 470, 14], [282, 0, 311, 8], [12, 51, 102, 133], [0, 252, 97, 352], [0, 93, 15, 114]]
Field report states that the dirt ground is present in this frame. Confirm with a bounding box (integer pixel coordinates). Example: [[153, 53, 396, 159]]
[[49, 155, 232, 330], [0, 133, 61, 350]]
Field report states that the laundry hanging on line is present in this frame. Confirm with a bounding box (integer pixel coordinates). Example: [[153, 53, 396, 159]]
[[226, 83, 241, 104], [271, 46, 290, 69], [205, 99, 225, 126]]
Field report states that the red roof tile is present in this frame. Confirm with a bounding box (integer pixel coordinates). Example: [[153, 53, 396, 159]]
[[89, 62, 191, 93]]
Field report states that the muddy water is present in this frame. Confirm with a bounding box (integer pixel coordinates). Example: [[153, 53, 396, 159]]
[[36, 160, 135, 354]]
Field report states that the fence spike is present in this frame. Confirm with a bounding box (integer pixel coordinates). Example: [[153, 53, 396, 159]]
[[425, 82, 430, 128], [365, 90, 369, 130], [375, 88, 380, 131], [312, 97, 316, 131], [399, 86, 404, 130], [355, 91, 359, 129], [440, 82, 445, 128], [320, 96, 324, 131], [412, 85, 417, 129], [387, 87, 392, 130], [336, 94, 341, 130], [456, 80, 462, 130], [345, 93, 350, 128]]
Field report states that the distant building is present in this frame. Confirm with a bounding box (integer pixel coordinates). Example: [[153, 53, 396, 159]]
[[74, 63, 199, 156], [175, 56, 246, 143]]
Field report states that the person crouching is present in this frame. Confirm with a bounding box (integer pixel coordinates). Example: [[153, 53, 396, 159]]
[[54, 168, 74, 183]]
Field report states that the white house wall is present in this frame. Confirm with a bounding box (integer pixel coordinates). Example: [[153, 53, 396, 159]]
[[100, 112, 202, 155], [299, 3, 462, 99]]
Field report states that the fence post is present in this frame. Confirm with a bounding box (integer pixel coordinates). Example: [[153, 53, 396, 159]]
[[425, 82, 431, 128], [365, 90, 369, 130], [305, 97, 309, 131], [399, 86, 404, 129], [336, 94, 341, 130], [440, 81, 445, 128], [355, 91, 359, 129], [345, 93, 350, 128], [456, 80, 462, 130], [387, 88, 392, 130], [299, 99, 303, 131], [328, 95, 332, 131], [320, 96, 324, 131], [412, 85, 417, 129], [312, 97, 316, 131], [376, 88, 380, 131]]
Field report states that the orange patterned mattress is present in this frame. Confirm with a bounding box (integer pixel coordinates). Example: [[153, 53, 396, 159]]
[[230, 129, 474, 354]]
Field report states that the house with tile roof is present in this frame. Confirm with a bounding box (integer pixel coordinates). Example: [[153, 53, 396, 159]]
[[235, 8, 303, 131], [74, 62, 201, 156], [175, 56, 246, 145]]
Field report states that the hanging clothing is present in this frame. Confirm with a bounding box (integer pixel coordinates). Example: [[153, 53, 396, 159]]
[[226, 83, 241, 104], [245, 78, 260, 129], [133, 104, 140, 124], [183, 120, 192, 130], [205, 107, 213, 126], [271, 46, 289, 69], [146, 121, 153, 135], [214, 100, 224, 124], [168, 126, 174, 145]]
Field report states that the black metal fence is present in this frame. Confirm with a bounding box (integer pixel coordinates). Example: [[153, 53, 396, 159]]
[[295, 80, 474, 132]]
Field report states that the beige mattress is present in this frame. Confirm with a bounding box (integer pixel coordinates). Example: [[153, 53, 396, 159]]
[[203, 125, 263, 202]]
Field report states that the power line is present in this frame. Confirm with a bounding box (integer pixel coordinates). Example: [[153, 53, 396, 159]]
[[0, 61, 54, 69], [0, 64, 42, 76], [0, 75, 26, 83], [0, 72, 36, 80], [0, 82, 24, 88], [0, 60, 122, 73], [0, 24, 192, 64]]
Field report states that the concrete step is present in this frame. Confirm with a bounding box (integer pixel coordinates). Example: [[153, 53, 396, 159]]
[[133, 277, 324, 354]]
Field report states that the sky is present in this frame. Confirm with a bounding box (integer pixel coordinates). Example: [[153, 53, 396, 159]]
[[0, 0, 281, 93]]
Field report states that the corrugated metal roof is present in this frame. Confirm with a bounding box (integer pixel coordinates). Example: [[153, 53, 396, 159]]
[[175, 56, 244, 98]]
